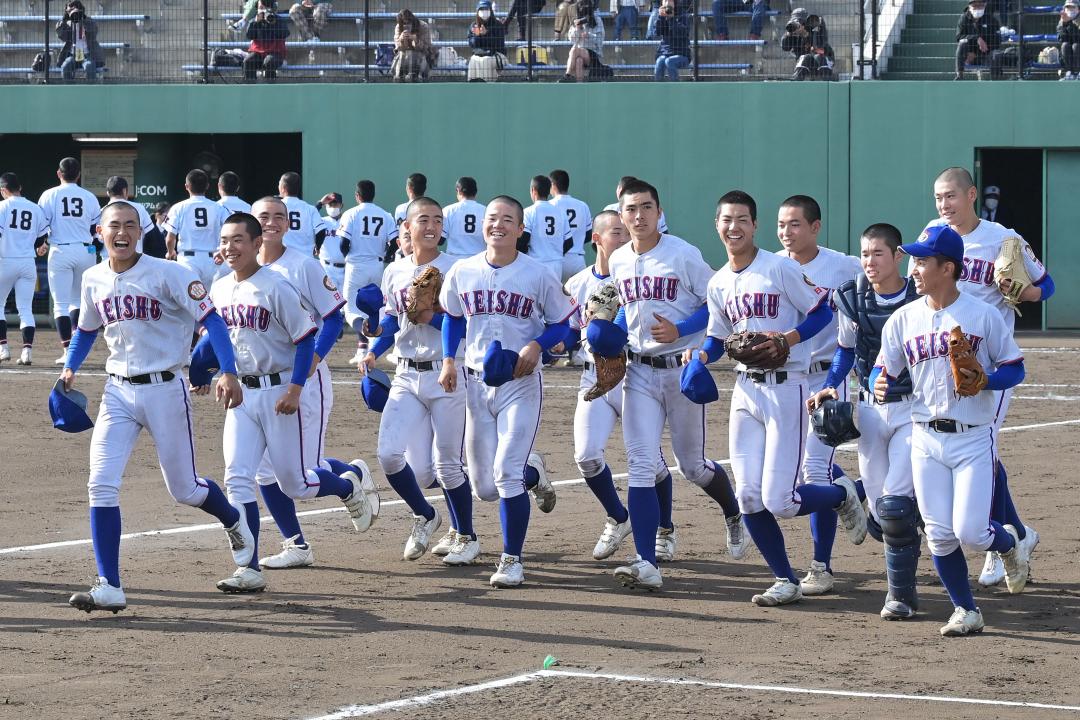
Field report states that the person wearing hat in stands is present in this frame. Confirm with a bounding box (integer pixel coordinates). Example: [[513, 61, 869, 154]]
[[468, 0, 508, 82], [979, 185, 1009, 226], [1058, 0, 1080, 80], [955, 0, 1003, 80]]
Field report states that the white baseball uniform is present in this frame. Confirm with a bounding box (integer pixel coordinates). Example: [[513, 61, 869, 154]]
[[604, 202, 669, 234], [77, 255, 217, 509], [608, 234, 715, 491], [707, 249, 827, 517], [440, 251, 575, 501], [212, 266, 321, 508], [218, 195, 252, 215], [524, 199, 572, 280], [0, 196, 49, 330], [281, 196, 330, 257], [337, 201, 395, 326], [778, 246, 862, 485], [877, 291, 1022, 557], [442, 198, 487, 262], [551, 194, 592, 281], [317, 214, 347, 292], [164, 196, 230, 288], [39, 182, 101, 317]]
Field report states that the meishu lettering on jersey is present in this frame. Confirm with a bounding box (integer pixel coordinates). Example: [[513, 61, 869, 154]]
[[617, 275, 681, 303], [724, 292, 782, 323], [219, 303, 272, 332], [960, 257, 996, 287], [459, 289, 536, 319], [95, 294, 164, 324], [903, 330, 984, 366]]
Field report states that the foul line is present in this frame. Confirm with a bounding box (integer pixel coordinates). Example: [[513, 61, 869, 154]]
[[307, 668, 1080, 718]]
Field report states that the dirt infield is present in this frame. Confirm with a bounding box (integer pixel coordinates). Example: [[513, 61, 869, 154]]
[[1, 331, 1078, 720]]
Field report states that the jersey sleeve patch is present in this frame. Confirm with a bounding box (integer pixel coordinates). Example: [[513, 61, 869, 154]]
[[188, 280, 208, 301], [323, 275, 338, 292]]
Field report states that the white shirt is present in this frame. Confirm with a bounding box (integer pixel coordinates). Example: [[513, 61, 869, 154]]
[[0, 196, 50, 258], [317, 216, 346, 265], [442, 198, 487, 258], [608, 233, 713, 355], [878, 291, 1022, 425], [603, 202, 669, 234], [382, 252, 461, 362], [550, 194, 593, 257], [565, 265, 612, 362], [281, 196, 331, 257], [38, 183, 101, 246], [210, 266, 317, 377], [218, 195, 252, 215], [163, 196, 230, 253], [78, 255, 214, 377], [263, 247, 346, 332], [524, 199, 573, 264], [707, 249, 826, 373], [440, 251, 576, 372], [777, 246, 862, 365], [393, 201, 409, 229], [336, 202, 395, 263]]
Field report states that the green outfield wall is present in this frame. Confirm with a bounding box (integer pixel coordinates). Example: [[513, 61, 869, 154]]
[[1, 82, 1077, 327]]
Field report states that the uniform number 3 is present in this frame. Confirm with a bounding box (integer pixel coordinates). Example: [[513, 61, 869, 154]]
[[545, 216, 556, 235], [9, 209, 33, 231], [61, 197, 83, 217]]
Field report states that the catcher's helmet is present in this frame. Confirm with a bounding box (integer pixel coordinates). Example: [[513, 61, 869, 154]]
[[810, 398, 860, 448]]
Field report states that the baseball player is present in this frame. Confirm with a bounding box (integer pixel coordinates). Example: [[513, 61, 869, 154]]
[[361, 197, 479, 565], [164, 169, 231, 288], [0, 173, 49, 366], [925, 167, 1052, 588], [548, 169, 593, 282], [61, 201, 252, 613], [808, 223, 922, 620], [566, 210, 674, 561], [523, 175, 573, 281], [278, 172, 330, 257], [103, 176, 153, 254], [203, 211, 375, 592], [39, 157, 101, 364], [217, 171, 252, 215], [316, 192, 347, 293], [337, 180, 396, 365], [602, 176, 668, 234], [775, 195, 863, 596], [442, 177, 486, 262], [874, 224, 1030, 637], [438, 195, 571, 588], [601, 179, 743, 591], [393, 172, 428, 228], [689, 189, 865, 607]]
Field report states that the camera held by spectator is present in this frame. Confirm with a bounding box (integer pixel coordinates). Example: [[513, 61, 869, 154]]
[[781, 7, 834, 80], [55, 0, 105, 82]]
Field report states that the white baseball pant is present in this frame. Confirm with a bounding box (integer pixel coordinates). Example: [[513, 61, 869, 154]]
[[857, 392, 914, 521], [465, 369, 542, 501], [256, 361, 333, 488], [177, 252, 219, 289], [343, 258, 383, 326], [574, 368, 668, 482], [0, 257, 37, 328], [47, 242, 96, 316]]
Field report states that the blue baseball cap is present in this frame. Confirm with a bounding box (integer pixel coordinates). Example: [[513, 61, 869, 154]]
[[482, 340, 519, 387], [680, 358, 719, 404], [901, 225, 965, 267], [355, 284, 384, 322], [49, 378, 94, 433], [476, 0, 492, 8], [360, 368, 392, 412]]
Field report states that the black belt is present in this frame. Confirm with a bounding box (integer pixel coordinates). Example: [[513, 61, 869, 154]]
[[322, 260, 346, 268], [859, 389, 912, 405], [740, 369, 787, 384], [923, 419, 980, 434], [400, 358, 436, 371], [584, 361, 595, 372], [57, 242, 93, 247], [110, 371, 175, 385], [241, 372, 283, 389], [182, 250, 214, 257], [626, 349, 683, 369], [465, 367, 483, 379], [809, 360, 831, 374]]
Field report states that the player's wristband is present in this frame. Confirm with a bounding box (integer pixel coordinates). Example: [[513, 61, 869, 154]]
[[64, 328, 98, 372], [1034, 273, 1055, 301]]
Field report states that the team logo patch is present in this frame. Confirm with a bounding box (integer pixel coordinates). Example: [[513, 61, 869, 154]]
[[188, 280, 208, 300], [917, 231, 929, 243], [323, 275, 338, 292]]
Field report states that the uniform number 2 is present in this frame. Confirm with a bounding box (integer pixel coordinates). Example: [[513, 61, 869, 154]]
[[61, 197, 83, 217], [9, 209, 32, 230]]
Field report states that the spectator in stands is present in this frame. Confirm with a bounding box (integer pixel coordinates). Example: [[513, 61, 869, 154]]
[[289, 0, 331, 40], [646, 0, 689, 41], [562, 1, 606, 81], [244, 0, 290, 82], [1059, 0, 1080, 79], [468, 0, 508, 81], [56, 0, 104, 82], [781, 8, 833, 80], [555, 0, 578, 38], [611, 0, 642, 40], [654, 0, 691, 80], [393, 9, 438, 82], [713, 0, 767, 41], [504, 0, 547, 40], [955, 0, 1003, 80]]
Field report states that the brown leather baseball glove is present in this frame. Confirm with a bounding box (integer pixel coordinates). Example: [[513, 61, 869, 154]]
[[947, 325, 988, 397], [584, 352, 626, 401], [725, 330, 790, 371], [405, 266, 443, 324]]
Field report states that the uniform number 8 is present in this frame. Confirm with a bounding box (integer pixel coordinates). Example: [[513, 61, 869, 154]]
[[464, 214, 476, 234]]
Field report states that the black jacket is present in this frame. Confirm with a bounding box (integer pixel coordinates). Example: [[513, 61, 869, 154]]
[[656, 13, 690, 57], [1058, 19, 1080, 43], [956, 10, 1002, 49], [468, 17, 508, 55], [781, 24, 832, 59], [55, 17, 106, 66]]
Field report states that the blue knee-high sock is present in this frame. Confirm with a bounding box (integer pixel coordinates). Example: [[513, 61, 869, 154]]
[[794, 483, 846, 515], [499, 492, 531, 557], [323, 457, 356, 477], [385, 465, 435, 520], [259, 483, 306, 544], [993, 461, 1026, 540], [932, 548, 976, 611], [242, 501, 261, 570], [89, 506, 121, 588], [701, 463, 740, 518], [312, 468, 354, 500], [441, 488, 459, 531], [446, 482, 475, 539], [809, 509, 838, 572], [523, 463, 540, 490], [742, 510, 797, 583], [628, 485, 659, 565], [987, 520, 1017, 553], [655, 472, 674, 530], [585, 465, 628, 524], [199, 479, 240, 527]]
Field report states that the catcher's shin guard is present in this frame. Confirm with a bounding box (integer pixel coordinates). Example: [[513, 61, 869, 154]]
[[878, 495, 920, 611]]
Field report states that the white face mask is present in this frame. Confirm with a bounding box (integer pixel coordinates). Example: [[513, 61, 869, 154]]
[[971, 7, 985, 17], [984, 198, 998, 210], [478, 9, 491, 19], [328, 206, 342, 218], [1068, 8, 1079, 18]]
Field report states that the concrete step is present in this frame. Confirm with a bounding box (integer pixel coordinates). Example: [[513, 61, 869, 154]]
[[899, 26, 957, 43], [891, 41, 957, 57], [886, 55, 954, 71], [904, 12, 961, 28]]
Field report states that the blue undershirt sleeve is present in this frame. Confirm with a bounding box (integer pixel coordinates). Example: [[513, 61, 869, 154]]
[[674, 303, 709, 337], [825, 346, 855, 390], [793, 302, 832, 343], [534, 320, 570, 351], [701, 335, 724, 364], [442, 313, 466, 359], [200, 311, 237, 376], [64, 328, 98, 372], [290, 334, 316, 387], [369, 314, 400, 359], [314, 309, 344, 360], [986, 360, 1025, 391]]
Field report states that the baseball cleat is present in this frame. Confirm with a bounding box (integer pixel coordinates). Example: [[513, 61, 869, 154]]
[[54, 352, 68, 365], [443, 534, 481, 566], [0, 345, 9, 362], [489, 553, 525, 588], [527, 453, 556, 513], [593, 516, 632, 560], [799, 561, 835, 596], [216, 567, 267, 593], [431, 529, 459, 557], [17, 347, 31, 365], [751, 578, 803, 607], [348, 458, 381, 521], [940, 606, 984, 637], [613, 557, 662, 591], [834, 476, 868, 545], [340, 459, 379, 531], [403, 507, 442, 561], [725, 513, 752, 560], [880, 593, 918, 620], [1019, 524, 1039, 571], [1001, 524, 1030, 594], [224, 506, 255, 568], [349, 347, 366, 366], [69, 577, 127, 614], [259, 535, 314, 569], [977, 551, 1005, 587], [655, 526, 677, 562]]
